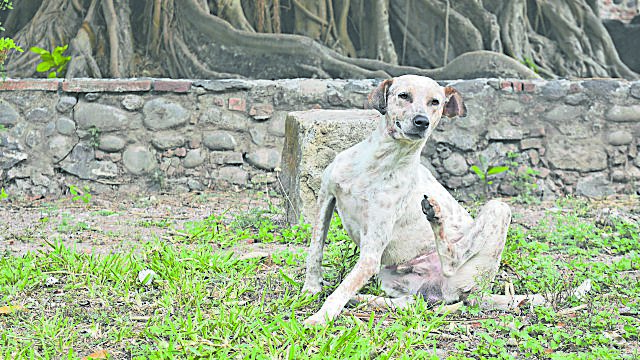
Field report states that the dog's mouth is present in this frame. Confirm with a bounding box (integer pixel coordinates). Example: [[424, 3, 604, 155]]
[[395, 121, 426, 140]]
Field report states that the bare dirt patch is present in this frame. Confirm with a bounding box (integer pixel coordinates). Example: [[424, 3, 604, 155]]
[[0, 190, 287, 256], [2, 192, 638, 257]]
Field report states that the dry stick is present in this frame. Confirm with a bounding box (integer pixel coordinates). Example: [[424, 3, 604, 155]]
[[443, 0, 450, 67], [150, 0, 162, 55], [326, 0, 338, 45], [276, 171, 299, 222], [256, 0, 265, 33], [103, 0, 121, 77], [272, 0, 281, 33], [71, 0, 84, 12], [401, 0, 410, 64], [292, 0, 328, 26]]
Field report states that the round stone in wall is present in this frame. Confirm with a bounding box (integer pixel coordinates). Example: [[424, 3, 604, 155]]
[[26, 107, 50, 123], [56, 96, 77, 113], [246, 148, 281, 170], [187, 179, 205, 191], [98, 135, 126, 152], [122, 95, 145, 111], [629, 83, 640, 99], [75, 102, 129, 131], [56, 117, 76, 135], [123, 145, 156, 175], [151, 134, 185, 150], [218, 166, 249, 185], [142, 98, 189, 130], [48, 135, 76, 163], [0, 99, 20, 126], [203, 131, 237, 151], [183, 149, 205, 168], [442, 153, 468, 176], [607, 130, 633, 146]]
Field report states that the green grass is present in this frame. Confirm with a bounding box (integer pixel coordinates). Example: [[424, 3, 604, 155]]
[[1, 197, 639, 359]]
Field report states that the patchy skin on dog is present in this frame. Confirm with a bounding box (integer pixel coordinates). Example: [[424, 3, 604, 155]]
[[301, 75, 553, 326]]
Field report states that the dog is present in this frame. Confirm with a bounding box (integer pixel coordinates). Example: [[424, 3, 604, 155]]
[[301, 75, 545, 326]]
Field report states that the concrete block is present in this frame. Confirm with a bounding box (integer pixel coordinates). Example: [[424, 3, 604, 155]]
[[281, 109, 380, 224]]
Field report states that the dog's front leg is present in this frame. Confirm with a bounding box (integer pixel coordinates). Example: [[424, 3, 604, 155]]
[[304, 249, 383, 326], [304, 215, 392, 326], [302, 187, 336, 294]]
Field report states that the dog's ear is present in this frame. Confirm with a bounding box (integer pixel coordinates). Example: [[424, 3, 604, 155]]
[[367, 79, 393, 115], [443, 86, 467, 118]]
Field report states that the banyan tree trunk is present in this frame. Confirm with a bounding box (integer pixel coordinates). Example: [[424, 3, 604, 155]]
[[1, 0, 636, 80]]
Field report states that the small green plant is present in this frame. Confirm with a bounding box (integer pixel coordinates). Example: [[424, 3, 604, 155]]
[[68, 184, 92, 204], [0, 37, 24, 80], [0, 0, 13, 30], [87, 125, 100, 148], [470, 155, 509, 196], [30, 44, 71, 78], [513, 167, 541, 204], [505, 151, 541, 204], [0, 187, 8, 200], [521, 57, 539, 74]]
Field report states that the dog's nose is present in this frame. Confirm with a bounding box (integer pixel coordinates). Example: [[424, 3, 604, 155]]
[[413, 115, 429, 129]]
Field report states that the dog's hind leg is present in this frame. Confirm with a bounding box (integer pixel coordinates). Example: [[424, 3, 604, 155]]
[[421, 197, 511, 297], [302, 185, 336, 295]]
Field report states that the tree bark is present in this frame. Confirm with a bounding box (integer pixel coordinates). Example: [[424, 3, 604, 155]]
[[3, 0, 636, 80]]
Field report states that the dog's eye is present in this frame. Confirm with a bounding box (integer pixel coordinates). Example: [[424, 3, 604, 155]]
[[430, 99, 440, 106], [398, 92, 411, 101]]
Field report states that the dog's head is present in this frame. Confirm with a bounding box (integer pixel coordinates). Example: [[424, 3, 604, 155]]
[[368, 75, 466, 142]]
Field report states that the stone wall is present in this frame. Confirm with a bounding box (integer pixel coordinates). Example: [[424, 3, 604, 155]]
[[0, 78, 639, 203]]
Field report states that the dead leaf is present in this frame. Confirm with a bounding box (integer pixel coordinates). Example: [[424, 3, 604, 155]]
[[544, 348, 554, 354], [0, 305, 27, 314], [81, 349, 109, 360]]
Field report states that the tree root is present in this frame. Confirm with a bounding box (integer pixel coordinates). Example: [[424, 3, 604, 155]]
[[3, 0, 635, 80]]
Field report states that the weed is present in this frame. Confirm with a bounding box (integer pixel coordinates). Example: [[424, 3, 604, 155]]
[[470, 154, 509, 197], [30, 44, 71, 78], [506, 152, 541, 204], [57, 212, 90, 233], [87, 125, 100, 148], [0, 36, 23, 80], [93, 209, 119, 217], [521, 57, 539, 74], [0, 187, 7, 200], [136, 219, 171, 228], [150, 168, 165, 190], [68, 184, 91, 204]]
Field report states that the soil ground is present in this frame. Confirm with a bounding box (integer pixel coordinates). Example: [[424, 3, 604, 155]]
[[0, 190, 289, 257], [1, 191, 637, 256]]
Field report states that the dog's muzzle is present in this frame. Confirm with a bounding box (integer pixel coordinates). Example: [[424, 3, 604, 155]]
[[413, 115, 429, 130], [397, 115, 428, 139]]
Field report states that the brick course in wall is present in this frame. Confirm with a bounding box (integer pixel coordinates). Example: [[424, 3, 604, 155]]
[[0, 77, 639, 201]]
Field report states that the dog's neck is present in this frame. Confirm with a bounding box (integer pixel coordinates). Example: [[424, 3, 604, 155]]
[[367, 117, 426, 171]]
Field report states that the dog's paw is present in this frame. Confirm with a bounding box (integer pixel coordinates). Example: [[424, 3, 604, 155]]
[[421, 195, 441, 223], [303, 312, 328, 327]]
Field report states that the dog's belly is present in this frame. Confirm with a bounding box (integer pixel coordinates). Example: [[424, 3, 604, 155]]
[[334, 186, 436, 266], [382, 213, 434, 265]]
